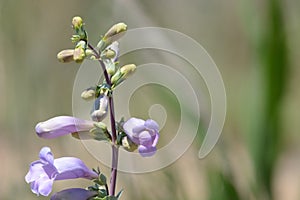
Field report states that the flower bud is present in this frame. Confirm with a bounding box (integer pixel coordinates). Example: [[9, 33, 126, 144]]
[[73, 40, 86, 63], [97, 24, 126, 50], [110, 64, 136, 86], [110, 70, 122, 85], [103, 49, 116, 59], [103, 22, 127, 42], [72, 16, 83, 30], [57, 49, 74, 63], [120, 64, 136, 78], [81, 87, 96, 101], [103, 59, 116, 76], [90, 95, 109, 122]]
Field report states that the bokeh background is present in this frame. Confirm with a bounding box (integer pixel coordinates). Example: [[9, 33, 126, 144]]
[[1, 0, 299, 199]]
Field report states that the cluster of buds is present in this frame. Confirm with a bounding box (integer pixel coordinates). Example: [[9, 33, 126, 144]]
[[57, 16, 88, 63], [57, 17, 127, 64]]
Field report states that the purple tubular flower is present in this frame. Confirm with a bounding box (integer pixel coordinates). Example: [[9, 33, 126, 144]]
[[35, 116, 94, 139], [50, 188, 97, 200], [25, 147, 98, 196], [123, 117, 160, 157]]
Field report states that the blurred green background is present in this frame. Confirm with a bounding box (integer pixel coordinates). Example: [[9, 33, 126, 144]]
[[1, 0, 300, 199]]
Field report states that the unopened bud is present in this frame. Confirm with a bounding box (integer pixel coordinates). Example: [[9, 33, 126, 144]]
[[81, 87, 96, 101], [72, 16, 83, 30], [120, 64, 136, 78], [103, 59, 116, 75], [101, 41, 119, 63], [57, 49, 74, 63], [90, 95, 109, 122], [104, 23, 127, 38], [110, 64, 136, 86], [103, 49, 116, 59], [103, 23, 127, 44], [73, 40, 86, 63], [110, 70, 122, 85]]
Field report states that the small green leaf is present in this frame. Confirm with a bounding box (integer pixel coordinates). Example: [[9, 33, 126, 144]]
[[116, 189, 123, 199], [90, 122, 112, 141], [99, 173, 107, 185]]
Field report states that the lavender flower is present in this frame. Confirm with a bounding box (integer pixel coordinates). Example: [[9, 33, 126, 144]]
[[25, 147, 98, 196], [123, 117, 160, 157], [35, 116, 94, 139], [50, 188, 97, 200]]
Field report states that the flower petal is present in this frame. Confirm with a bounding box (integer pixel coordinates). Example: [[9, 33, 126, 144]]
[[144, 119, 159, 131], [123, 117, 145, 143], [152, 133, 160, 147], [35, 176, 54, 196], [39, 147, 54, 164], [138, 145, 157, 157], [137, 131, 152, 147], [54, 157, 98, 180], [50, 188, 97, 200], [25, 161, 44, 183], [35, 116, 94, 139]]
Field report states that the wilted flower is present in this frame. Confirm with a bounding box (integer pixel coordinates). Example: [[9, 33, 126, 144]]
[[35, 116, 94, 139], [50, 188, 97, 200], [123, 118, 159, 157], [25, 147, 98, 196]]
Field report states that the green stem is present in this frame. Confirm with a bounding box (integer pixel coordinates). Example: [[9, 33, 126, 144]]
[[88, 43, 119, 196]]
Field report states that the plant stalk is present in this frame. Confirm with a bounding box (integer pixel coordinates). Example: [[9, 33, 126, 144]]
[[89, 43, 119, 196]]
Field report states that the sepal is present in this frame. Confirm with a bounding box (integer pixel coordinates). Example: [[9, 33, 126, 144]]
[[89, 122, 112, 141]]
